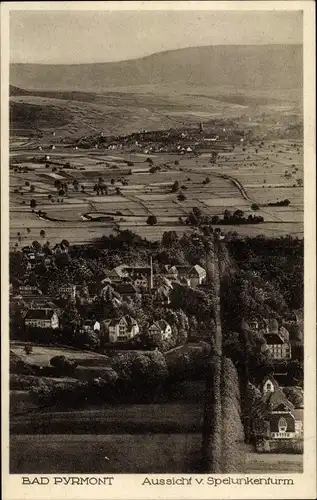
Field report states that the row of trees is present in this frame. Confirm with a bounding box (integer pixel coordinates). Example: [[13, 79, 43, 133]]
[[187, 208, 264, 227]]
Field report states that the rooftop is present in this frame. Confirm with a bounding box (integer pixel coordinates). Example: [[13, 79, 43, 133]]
[[25, 309, 56, 320]]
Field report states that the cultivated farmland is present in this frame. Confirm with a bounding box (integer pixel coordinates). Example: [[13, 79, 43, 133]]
[[9, 137, 303, 246]]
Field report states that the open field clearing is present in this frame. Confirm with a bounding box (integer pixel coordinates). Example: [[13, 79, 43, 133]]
[[10, 433, 302, 474], [11, 343, 110, 367], [11, 404, 204, 435], [10, 222, 114, 247], [243, 451, 303, 473], [246, 187, 303, 206], [202, 197, 250, 207], [10, 433, 201, 473]]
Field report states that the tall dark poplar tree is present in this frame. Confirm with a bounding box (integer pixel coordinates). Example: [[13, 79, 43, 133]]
[[201, 235, 223, 472]]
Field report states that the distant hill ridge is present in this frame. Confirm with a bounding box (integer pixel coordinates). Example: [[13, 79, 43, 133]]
[[10, 44, 302, 92]]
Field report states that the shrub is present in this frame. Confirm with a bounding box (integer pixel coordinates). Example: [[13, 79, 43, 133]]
[[171, 180, 179, 193], [50, 355, 77, 375], [24, 345, 33, 355]]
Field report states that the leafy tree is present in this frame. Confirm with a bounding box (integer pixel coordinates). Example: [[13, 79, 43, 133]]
[[187, 212, 199, 226], [251, 203, 260, 211], [171, 180, 179, 193], [211, 215, 220, 224], [50, 355, 77, 375], [32, 240, 41, 250], [40, 230, 46, 238], [283, 387, 303, 407], [30, 199, 37, 210], [161, 231, 179, 248], [112, 351, 168, 389], [30, 185, 35, 192], [147, 215, 157, 225], [23, 344, 33, 355]]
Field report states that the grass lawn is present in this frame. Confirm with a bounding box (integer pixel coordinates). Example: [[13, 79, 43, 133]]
[[10, 434, 303, 474], [10, 433, 201, 473], [10, 403, 204, 434], [11, 344, 110, 368]]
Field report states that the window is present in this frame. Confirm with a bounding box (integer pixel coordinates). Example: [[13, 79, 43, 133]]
[[278, 417, 288, 433]]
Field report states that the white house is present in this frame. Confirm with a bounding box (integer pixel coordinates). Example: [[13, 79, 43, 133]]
[[24, 309, 59, 329], [260, 376, 303, 439], [102, 316, 139, 343], [148, 320, 172, 340]]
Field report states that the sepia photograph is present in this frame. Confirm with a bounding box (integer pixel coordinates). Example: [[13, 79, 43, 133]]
[[1, 2, 315, 494]]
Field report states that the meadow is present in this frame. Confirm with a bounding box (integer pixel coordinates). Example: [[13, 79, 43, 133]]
[[11, 343, 111, 368]]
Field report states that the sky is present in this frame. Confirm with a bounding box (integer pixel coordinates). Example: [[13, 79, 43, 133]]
[[10, 10, 303, 64]]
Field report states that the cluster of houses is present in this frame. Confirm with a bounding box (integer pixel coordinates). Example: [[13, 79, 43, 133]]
[[75, 122, 244, 155], [11, 260, 207, 345], [256, 374, 303, 445]]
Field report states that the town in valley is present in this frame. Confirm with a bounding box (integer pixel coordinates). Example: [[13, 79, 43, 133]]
[[8, 9, 304, 475]]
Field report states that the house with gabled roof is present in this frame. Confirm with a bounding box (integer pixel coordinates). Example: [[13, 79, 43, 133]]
[[259, 375, 303, 440], [153, 286, 171, 306], [148, 320, 172, 340], [262, 332, 292, 360], [114, 282, 138, 298], [102, 264, 129, 284], [24, 308, 59, 329], [173, 264, 206, 288], [101, 315, 139, 343], [80, 319, 100, 334]]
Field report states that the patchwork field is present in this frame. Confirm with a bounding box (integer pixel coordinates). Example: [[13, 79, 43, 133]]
[[9, 138, 303, 246]]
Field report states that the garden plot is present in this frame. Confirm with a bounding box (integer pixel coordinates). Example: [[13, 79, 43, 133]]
[[92, 203, 148, 216], [137, 193, 177, 202], [201, 197, 251, 207], [145, 202, 187, 216], [39, 209, 84, 222], [260, 206, 304, 223], [10, 223, 115, 247], [42, 172, 67, 181]]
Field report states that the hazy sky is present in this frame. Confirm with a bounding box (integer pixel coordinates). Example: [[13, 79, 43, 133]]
[[10, 10, 303, 64]]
